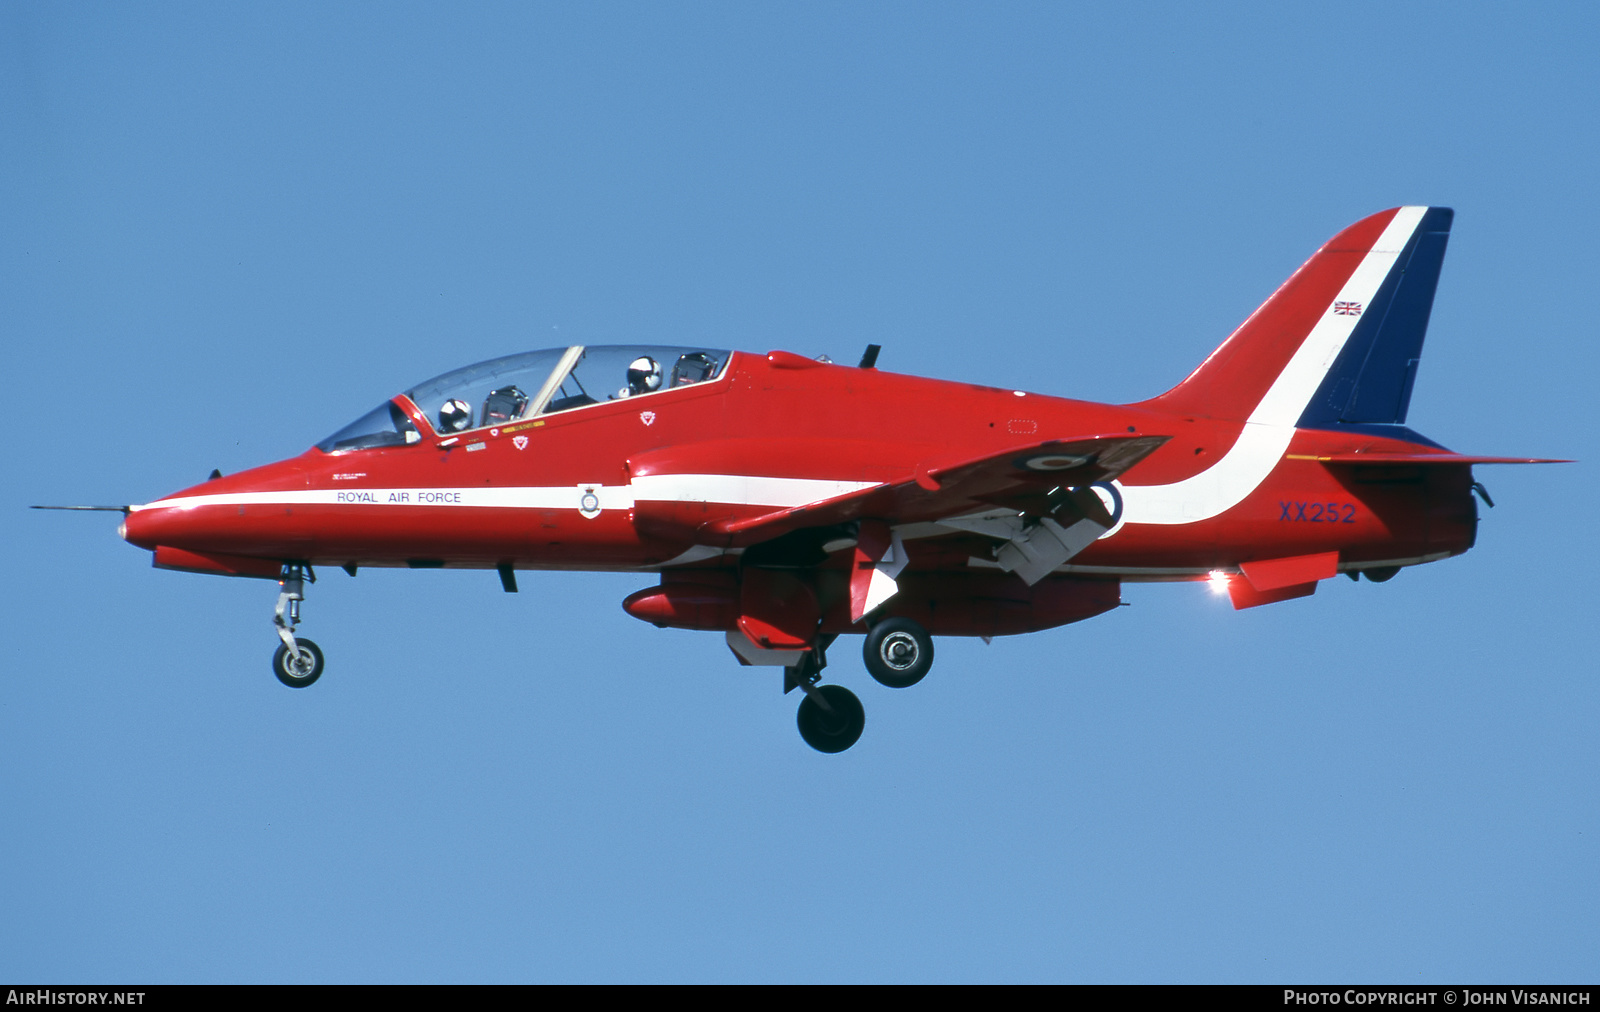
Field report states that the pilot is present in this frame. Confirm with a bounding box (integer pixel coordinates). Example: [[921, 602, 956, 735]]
[[616, 356, 662, 398], [439, 398, 472, 433], [672, 352, 716, 387], [482, 385, 529, 426]]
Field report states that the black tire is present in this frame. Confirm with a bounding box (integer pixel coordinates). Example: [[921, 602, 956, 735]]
[[796, 685, 865, 753], [863, 617, 934, 688], [272, 638, 324, 688]]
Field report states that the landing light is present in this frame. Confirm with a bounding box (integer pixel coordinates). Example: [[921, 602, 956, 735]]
[[1207, 570, 1231, 594]]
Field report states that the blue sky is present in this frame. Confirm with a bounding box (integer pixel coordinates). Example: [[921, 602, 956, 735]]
[[4, 2, 1595, 982]]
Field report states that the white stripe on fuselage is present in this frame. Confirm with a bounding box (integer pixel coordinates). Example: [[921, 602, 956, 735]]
[[629, 473, 878, 506], [1119, 206, 1427, 526], [134, 486, 634, 511], [133, 475, 880, 513]]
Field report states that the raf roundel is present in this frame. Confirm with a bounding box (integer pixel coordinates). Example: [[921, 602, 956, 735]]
[[1022, 453, 1090, 472], [1090, 480, 1126, 539]]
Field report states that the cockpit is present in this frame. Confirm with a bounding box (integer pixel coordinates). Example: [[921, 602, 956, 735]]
[[316, 345, 732, 453]]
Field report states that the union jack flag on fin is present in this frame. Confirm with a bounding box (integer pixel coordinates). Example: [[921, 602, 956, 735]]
[[1333, 301, 1363, 316]]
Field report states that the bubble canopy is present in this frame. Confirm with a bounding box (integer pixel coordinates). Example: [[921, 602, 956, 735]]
[[315, 345, 731, 453]]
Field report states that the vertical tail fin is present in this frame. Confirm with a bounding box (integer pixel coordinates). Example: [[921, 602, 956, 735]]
[[1137, 207, 1453, 427]]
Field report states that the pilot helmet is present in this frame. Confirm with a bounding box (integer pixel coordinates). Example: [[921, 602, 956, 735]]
[[626, 356, 663, 395], [439, 398, 472, 433]]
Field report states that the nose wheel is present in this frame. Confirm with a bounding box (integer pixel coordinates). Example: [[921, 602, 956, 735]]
[[783, 637, 867, 753], [796, 684, 865, 753], [271, 563, 325, 688], [272, 638, 324, 687]]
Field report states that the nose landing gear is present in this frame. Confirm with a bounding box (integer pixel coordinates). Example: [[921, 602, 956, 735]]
[[796, 684, 865, 754], [271, 564, 324, 688]]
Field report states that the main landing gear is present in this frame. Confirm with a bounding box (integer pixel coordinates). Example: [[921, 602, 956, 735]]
[[271, 563, 324, 688], [863, 617, 934, 688], [785, 618, 936, 753]]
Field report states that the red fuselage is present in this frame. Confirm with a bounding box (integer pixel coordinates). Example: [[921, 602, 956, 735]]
[[122, 348, 1476, 636], [106, 205, 1561, 751]]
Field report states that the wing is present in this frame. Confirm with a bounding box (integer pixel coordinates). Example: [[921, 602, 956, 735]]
[[714, 433, 1169, 545]]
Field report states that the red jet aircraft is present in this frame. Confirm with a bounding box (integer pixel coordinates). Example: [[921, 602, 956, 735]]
[[61, 206, 1563, 751]]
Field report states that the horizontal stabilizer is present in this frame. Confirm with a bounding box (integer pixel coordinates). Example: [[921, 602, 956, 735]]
[[1289, 453, 1571, 466]]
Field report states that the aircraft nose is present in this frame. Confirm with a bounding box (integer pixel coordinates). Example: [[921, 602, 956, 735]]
[[121, 503, 175, 550], [121, 478, 236, 551], [120, 455, 321, 562]]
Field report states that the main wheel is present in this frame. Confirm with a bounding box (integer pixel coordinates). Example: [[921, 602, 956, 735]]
[[796, 684, 865, 753], [863, 617, 934, 688], [272, 638, 325, 688]]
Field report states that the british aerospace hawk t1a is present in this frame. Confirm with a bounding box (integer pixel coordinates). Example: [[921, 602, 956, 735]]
[[52, 206, 1564, 752]]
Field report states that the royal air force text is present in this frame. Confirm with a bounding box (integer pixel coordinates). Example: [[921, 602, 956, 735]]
[[334, 491, 462, 504]]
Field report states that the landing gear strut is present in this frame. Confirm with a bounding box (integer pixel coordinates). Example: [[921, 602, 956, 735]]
[[272, 563, 324, 688], [785, 635, 865, 753]]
